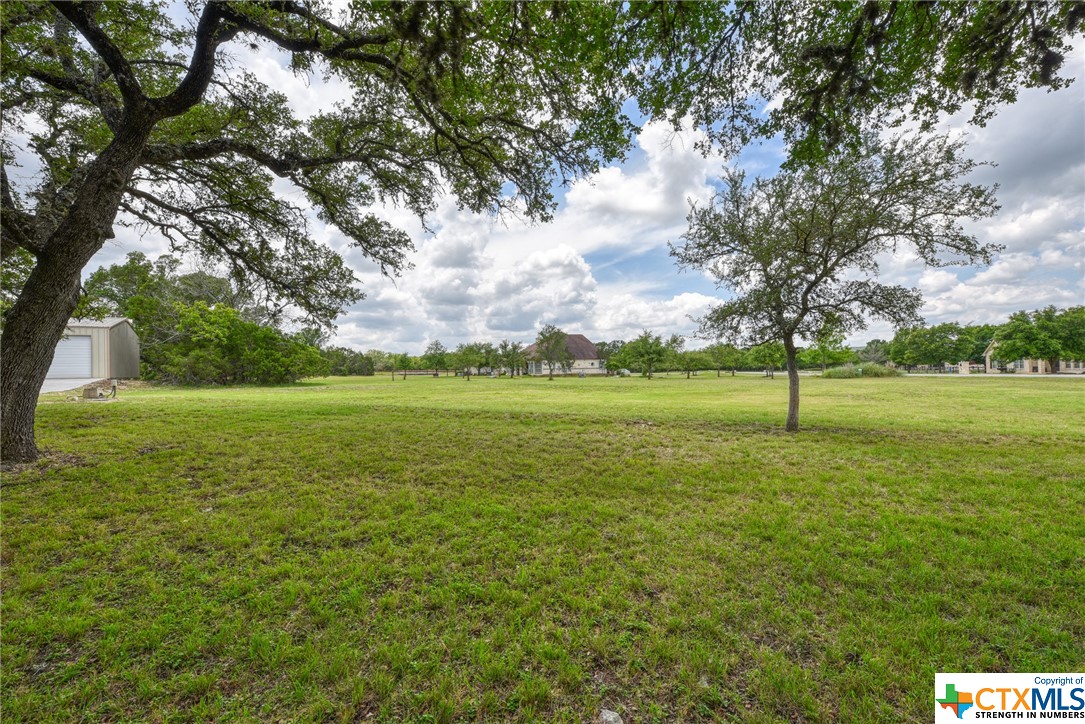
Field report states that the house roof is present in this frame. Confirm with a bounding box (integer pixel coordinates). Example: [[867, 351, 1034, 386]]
[[524, 333, 599, 360], [565, 334, 599, 359], [67, 317, 132, 329]]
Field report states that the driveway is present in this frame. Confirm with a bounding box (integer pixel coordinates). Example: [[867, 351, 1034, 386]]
[[39, 378, 104, 394]]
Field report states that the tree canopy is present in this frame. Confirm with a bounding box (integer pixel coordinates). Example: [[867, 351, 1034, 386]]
[[161, 302, 327, 384], [632, 2, 1084, 161], [452, 342, 485, 381], [80, 251, 326, 384], [625, 330, 666, 380], [746, 343, 787, 378], [887, 323, 975, 370], [496, 339, 524, 377], [705, 342, 744, 377], [422, 340, 449, 372], [993, 306, 1085, 372]]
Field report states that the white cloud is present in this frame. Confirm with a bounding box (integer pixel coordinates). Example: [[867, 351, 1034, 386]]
[[593, 291, 717, 344], [325, 119, 725, 351], [970, 254, 1039, 285], [917, 269, 960, 295], [233, 47, 354, 120]]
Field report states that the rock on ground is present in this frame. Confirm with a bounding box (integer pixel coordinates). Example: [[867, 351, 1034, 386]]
[[599, 710, 623, 724]]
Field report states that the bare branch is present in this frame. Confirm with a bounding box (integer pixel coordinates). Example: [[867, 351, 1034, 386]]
[[0, 166, 41, 257], [25, 68, 123, 131]]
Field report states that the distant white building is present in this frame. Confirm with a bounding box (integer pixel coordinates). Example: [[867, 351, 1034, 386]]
[[524, 334, 604, 376], [983, 341, 1084, 374]]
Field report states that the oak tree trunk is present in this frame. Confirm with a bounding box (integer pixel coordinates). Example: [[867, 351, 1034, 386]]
[[1, 123, 153, 463], [784, 334, 800, 432]]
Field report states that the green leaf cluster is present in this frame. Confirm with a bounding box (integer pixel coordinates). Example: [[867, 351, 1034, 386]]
[[156, 302, 327, 385]]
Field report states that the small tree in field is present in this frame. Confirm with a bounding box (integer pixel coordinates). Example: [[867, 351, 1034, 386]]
[[628, 330, 666, 379], [664, 334, 686, 374], [677, 349, 711, 379], [595, 340, 624, 376], [394, 353, 411, 380], [747, 343, 786, 378], [477, 342, 497, 375], [423, 341, 448, 375], [534, 324, 569, 380], [497, 339, 525, 378], [672, 132, 999, 431], [453, 343, 485, 382], [706, 342, 743, 377]]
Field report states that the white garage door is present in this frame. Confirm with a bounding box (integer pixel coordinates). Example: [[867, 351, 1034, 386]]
[[47, 336, 93, 378]]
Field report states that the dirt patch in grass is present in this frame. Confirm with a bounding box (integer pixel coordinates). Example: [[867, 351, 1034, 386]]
[[0, 451, 90, 480]]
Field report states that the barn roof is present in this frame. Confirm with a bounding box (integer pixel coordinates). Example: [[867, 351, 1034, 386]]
[[67, 317, 132, 329]]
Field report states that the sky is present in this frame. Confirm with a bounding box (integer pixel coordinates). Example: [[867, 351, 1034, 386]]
[[85, 38, 1085, 355]]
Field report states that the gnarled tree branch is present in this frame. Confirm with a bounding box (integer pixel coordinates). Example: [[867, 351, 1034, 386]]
[[52, 1, 145, 107]]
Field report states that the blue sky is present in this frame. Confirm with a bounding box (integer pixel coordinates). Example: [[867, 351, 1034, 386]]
[[84, 36, 1084, 354]]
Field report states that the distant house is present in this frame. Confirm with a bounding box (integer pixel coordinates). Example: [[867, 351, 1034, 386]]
[[46, 318, 140, 380], [983, 341, 1084, 374], [524, 334, 604, 376]]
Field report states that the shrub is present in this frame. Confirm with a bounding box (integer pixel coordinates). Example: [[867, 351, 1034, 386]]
[[822, 363, 902, 378], [150, 302, 328, 384]]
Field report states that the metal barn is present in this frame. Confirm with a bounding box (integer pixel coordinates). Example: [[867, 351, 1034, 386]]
[[47, 318, 140, 380]]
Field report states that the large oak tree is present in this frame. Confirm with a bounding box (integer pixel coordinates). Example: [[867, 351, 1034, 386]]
[[0, 1, 661, 461], [672, 133, 1000, 431]]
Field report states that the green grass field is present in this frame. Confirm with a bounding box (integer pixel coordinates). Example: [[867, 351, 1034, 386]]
[[3, 374, 1083, 722]]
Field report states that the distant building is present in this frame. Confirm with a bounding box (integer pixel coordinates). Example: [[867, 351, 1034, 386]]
[[983, 341, 1084, 374], [45, 318, 140, 380], [524, 334, 604, 376]]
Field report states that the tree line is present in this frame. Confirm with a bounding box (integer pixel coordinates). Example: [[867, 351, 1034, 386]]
[[319, 304, 1085, 383], [883, 307, 1084, 372], [54, 252, 1085, 392]]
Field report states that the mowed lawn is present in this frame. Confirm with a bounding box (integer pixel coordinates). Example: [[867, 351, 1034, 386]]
[[3, 374, 1083, 722]]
